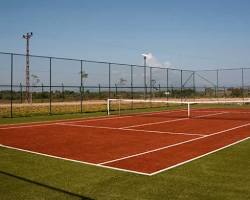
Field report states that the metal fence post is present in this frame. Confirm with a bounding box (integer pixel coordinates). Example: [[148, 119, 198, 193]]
[[193, 71, 196, 99], [242, 68, 244, 100], [42, 83, 44, 93], [98, 84, 101, 98], [80, 60, 83, 113], [167, 68, 169, 101], [216, 69, 219, 98], [41, 83, 44, 103], [109, 63, 111, 99], [144, 64, 147, 99], [20, 83, 23, 103], [61, 83, 64, 101], [181, 70, 183, 101], [115, 84, 117, 97], [150, 67, 152, 99], [49, 57, 52, 115], [130, 65, 133, 99], [158, 84, 161, 96], [10, 53, 13, 118], [131, 65, 133, 109], [82, 86, 85, 100]]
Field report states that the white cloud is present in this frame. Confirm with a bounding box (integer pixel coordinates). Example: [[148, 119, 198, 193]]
[[142, 52, 172, 68]]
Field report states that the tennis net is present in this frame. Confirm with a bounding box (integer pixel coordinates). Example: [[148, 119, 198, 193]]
[[107, 98, 250, 121]]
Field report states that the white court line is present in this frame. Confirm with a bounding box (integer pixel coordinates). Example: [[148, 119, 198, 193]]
[[234, 111, 250, 113], [121, 112, 228, 129], [0, 109, 186, 130], [121, 118, 189, 129], [194, 111, 229, 118], [193, 110, 250, 114], [99, 122, 250, 165], [149, 136, 250, 176], [191, 109, 220, 112], [192, 110, 250, 114], [0, 116, 134, 130], [123, 128, 205, 137], [57, 122, 205, 137], [0, 123, 57, 130], [0, 144, 150, 176]]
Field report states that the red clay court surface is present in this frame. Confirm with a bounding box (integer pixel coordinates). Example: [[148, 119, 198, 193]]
[[0, 109, 250, 176]]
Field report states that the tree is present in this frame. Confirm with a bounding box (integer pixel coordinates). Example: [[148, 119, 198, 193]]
[[116, 78, 127, 86], [31, 74, 40, 103], [79, 70, 88, 85]]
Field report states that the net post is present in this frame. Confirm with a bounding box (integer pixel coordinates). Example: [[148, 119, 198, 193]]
[[119, 98, 121, 115], [107, 99, 110, 115], [188, 103, 190, 118]]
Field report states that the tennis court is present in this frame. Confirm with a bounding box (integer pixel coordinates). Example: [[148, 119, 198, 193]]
[[1, 101, 250, 176]]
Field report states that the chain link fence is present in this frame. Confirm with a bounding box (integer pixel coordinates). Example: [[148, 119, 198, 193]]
[[0, 52, 249, 117]]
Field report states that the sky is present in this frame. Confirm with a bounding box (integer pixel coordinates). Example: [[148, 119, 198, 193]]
[[1, 0, 250, 70]]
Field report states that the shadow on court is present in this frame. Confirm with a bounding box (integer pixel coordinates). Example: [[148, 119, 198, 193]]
[[0, 170, 94, 200]]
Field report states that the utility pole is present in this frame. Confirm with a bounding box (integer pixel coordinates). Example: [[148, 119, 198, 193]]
[[23, 32, 33, 103]]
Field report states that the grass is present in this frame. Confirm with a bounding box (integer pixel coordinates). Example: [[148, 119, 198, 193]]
[[0, 112, 108, 125], [0, 139, 250, 200], [0, 102, 107, 118]]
